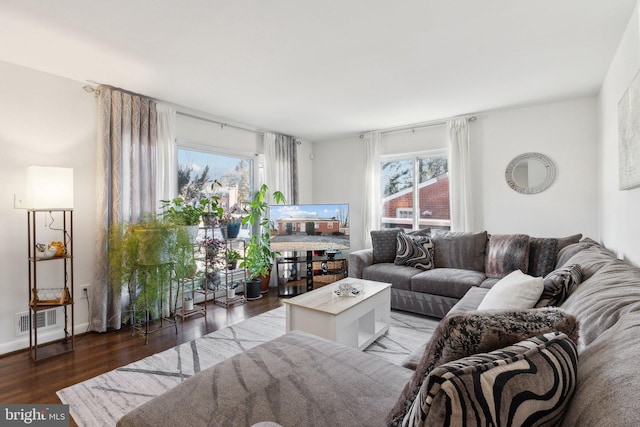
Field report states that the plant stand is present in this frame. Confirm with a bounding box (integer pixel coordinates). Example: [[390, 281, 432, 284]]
[[130, 263, 177, 344]]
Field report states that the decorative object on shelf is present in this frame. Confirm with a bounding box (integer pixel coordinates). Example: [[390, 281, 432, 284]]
[[333, 281, 364, 297], [50, 240, 67, 256], [35, 243, 58, 260], [241, 184, 286, 294], [505, 152, 556, 195]]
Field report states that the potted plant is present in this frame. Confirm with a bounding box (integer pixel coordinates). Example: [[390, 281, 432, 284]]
[[226, 249, 242, 270], [160, 197, 208, 243], [201, 180, 224, 227], [241, 184, 286, 295], [109, 216, 176, 327], [183, 294, 194, 311]]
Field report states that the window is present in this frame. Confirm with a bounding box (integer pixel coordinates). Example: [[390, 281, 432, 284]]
[[177, 147, 255, 213], [380, 150, 450, 231]]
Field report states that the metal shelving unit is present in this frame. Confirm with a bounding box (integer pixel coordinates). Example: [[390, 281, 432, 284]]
[[27, 209, 74, 361]]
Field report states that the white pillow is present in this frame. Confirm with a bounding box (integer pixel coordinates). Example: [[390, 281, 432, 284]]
[[477, 270, 544, 310]]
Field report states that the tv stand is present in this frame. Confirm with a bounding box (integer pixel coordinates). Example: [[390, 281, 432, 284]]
[[276, 251, 347, 297]]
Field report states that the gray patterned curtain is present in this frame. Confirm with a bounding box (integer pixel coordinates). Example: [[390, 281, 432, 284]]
[[91, 86, 157, 332], [264, 132, 298, 203]]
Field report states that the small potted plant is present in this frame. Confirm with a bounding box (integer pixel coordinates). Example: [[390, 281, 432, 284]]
[[183, 295, 194, 311], [160, 197, 207, 242], [201, 180, 224, 227], [226, 249, 242, 270]]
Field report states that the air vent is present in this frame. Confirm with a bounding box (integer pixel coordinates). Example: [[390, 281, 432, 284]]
[[15, 308, 59, 336]]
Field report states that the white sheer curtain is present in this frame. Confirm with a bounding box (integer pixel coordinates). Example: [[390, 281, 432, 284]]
[[447, 118, 473, 232], [363, 131, 381, 248], [91, 86, 158, 332], [156, 104, 177, 203], [264, 132, 298, 203]]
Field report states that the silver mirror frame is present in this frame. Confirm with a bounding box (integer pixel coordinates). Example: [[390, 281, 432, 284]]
[[505, 152, 556, 194]]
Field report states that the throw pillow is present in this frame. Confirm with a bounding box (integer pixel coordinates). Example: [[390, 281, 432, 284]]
[[477, 270, 544, 310], [400, 332, 578, 427], [394, 233, 434, 270], [485, 233, 531, 278], [535, 263, 583, 308], [528, 237, 558, 277], [371, 229, 404, 264], [386, 308, 579, 426], [556, 233, 583, 253], [431, 231, 488, 272]]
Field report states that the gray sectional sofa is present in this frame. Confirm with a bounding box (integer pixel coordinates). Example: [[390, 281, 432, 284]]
[[117, 237, 640, 426], [348, 229, 581, 318]]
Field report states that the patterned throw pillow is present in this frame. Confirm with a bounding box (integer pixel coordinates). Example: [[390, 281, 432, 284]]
[[386, 308, 579, 426], [394, 233, 434, 270], [528, 237, 558, 277], [485, 234, 531, 278], [536, 263, 583, 307], [401, 332, 578, 427], [371, 229, 404, 264]]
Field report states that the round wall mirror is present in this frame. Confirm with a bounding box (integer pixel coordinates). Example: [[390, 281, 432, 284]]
[[505, 153, 556, 194]]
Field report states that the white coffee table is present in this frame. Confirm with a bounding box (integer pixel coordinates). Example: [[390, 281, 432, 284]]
[[282, 278, 391, 350]]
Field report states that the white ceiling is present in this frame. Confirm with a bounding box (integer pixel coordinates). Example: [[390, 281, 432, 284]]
[[0, 0, 636, 141]]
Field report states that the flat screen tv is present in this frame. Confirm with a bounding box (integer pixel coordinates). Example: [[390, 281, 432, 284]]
[[268, 203, 350, 253]]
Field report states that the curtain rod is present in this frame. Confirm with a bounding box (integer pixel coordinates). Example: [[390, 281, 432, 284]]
[[176, 111, 265, 136], [359, 115, 477, 139]]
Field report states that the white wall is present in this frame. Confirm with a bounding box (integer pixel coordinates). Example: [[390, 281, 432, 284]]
[[477, 97, 599, 238], [598, 1, 640, 264], [313, 97, 599, 252], [0, 60, 97, 354]]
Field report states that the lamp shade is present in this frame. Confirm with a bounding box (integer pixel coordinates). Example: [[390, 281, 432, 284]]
[[26, 166, 74, 209]]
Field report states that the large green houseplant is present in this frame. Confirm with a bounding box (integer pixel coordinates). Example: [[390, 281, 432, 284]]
[[241, 184, 286, 295], [109, 215, 185, 328]]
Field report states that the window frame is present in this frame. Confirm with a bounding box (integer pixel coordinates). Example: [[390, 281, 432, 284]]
[[176, 139, 260, 205], [379, 148, 450, 231]]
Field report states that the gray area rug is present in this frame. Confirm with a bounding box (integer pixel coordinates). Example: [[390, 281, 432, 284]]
[[57, 306, 438, 427]]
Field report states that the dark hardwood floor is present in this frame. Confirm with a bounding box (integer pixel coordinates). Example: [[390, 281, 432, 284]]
[[0, 289, 284, 416]]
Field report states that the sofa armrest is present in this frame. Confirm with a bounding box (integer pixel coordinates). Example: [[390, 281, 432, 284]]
[[348, 249, 374, 278]]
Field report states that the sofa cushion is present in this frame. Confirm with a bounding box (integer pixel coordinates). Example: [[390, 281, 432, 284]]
[[528, 237, 558, 277], [399, 332, 578, 427], [394, 233, 434, 270], [485, 233, 530, 278], [561, 258, 640, 348], [556, 238, 596, 268], [388, 308, 579, 425], [535, 263, 583, 308], [562, 311, 640, 426], [556, 233, 583, 253], [558, 244, 615, 280], [477, 270, 543, 310], [431, 231, 488, 272], [410, 268, 485, 299], [371, 228, 404, 264], [362, 263, 419, 291]]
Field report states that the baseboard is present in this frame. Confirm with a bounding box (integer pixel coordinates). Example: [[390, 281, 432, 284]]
[[0, 322, 90, 356]]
